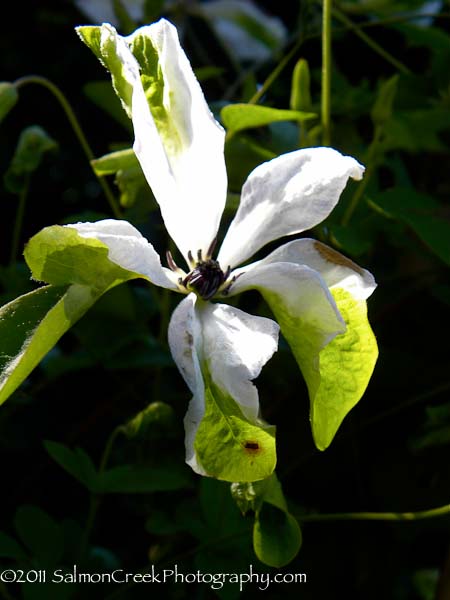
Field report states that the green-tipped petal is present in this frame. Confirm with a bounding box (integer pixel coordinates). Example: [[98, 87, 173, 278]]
[[230, 257, 377, 449], [168, 295, 279, 481], [77, 20, 227, 264], [64, 219, 177, 290], [234, 238, 376, 300]]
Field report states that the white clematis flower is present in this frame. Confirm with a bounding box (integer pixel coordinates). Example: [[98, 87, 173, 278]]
[[73, 19, 378, 482]]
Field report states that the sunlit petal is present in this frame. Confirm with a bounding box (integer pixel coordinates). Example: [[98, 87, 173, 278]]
[[66, 219, 178, 290], [168, 295, 279, 479], [218, 147, 364, 269], [232, 238, 376, 300], [128, 19, 228, 263]]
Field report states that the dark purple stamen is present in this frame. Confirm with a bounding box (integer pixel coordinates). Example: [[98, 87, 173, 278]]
[[166, 250, 179, 272], [183, 259, 227, 300]]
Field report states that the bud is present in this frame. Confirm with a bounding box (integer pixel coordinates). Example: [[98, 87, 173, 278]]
[[290, 59, 312, 112]]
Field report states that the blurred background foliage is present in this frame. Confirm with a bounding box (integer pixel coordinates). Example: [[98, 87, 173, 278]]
[[1, 0, 450, 598]]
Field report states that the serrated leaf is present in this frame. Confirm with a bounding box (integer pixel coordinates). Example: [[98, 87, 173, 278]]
[[44, 441, 98, 491], [194, 381, 276, 483], [0, 531, 27, 560], [221, 103, 316, 134], [0, 82, 18, 123], [14, 506, 63, 567], [4, 126, 57, 194]]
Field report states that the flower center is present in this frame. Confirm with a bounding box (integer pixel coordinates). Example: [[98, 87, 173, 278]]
[[166, 242, 237, 301], [184, 258, 227, 301]]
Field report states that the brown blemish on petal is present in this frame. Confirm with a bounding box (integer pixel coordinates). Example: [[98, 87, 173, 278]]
[[243, 440, 261, 453], [314, 241, 365, 275]]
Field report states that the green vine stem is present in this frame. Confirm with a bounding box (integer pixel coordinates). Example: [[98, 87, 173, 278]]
[[79, 425, 126, 560], [9, 174, 30, 265], [298, 503, 450, 523], [321, 0, 332, 146], [13, 75, 122, 219], [331, 6, 412, 75], [247, 36, 304, 107], [341, 123, 383, 225]]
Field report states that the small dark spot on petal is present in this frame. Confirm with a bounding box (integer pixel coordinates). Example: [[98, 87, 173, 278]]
[[243, 441, 260, 453]]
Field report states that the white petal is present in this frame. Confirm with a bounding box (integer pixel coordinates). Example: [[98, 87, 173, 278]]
[[218, 147, 364, 269], [127, 20, 228, 262], [198, 302, 279, 422], [168, 294, 206, 475], [65, 219, 177, 290], [233, 238, 376, 301], [229, 262, 346, 348], [168, 295, 279, 476]]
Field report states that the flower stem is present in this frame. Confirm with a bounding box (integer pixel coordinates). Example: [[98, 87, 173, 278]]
[[13, 75, 122, 219], [321, 0, 332, 146], [247, 36, 304, 106], [298, 503, 450, 523], [9, 174, 30, 265]]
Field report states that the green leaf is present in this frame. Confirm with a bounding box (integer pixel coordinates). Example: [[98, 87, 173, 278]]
[[91, 148, 139, 175], [0, 82, 18, 123], [194, 380, 276, 483], [221, 103, 316, 134], [249, 474, 302, 567], [253, 504, 302, 568], [24, 225, 138, 289], [0, 285, 97, 406], [0, 531, 27, 560], [309, 288, 378, 450], [44, 441, 98, 491], [91, 148, 148, 208], [290, 59, 312, 112], [4, 126, 57, 194], [98, 464, 190, 493], [371, 74, 399, 126], [123, 401, 175, 439], [330, 224, 373, 256], [382, 109, 450, 152], [369, 189, 450, 266], [0, 226, 142, 406], [14, 506, 63, 567], [264, 285, 377, 451]]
